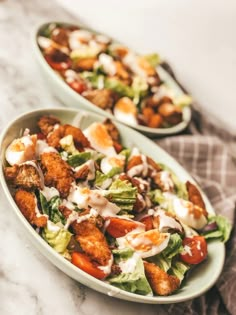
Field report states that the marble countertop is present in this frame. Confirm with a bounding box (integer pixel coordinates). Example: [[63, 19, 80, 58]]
[[0, 1, 234, 315]]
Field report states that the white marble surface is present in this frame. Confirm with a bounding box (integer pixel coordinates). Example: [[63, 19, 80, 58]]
[[0, 1, 235, 315]]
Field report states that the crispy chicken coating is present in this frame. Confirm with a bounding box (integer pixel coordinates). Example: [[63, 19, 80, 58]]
[[158, 103, 182, 125], [4, 163, 42, 190], [74, 164, 90, 181], [15, 189, 47, 227], [40, 152, 74, 198], [186, 181, 208, 216], [144, 261, 180, 296], [72, 220, 111, 266], [82, 89, 115, 109], [46, 123, 90, 151], [38, 115, 61, 136]]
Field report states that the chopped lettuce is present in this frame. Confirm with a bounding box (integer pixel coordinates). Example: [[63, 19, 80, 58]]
[[80, 71, 105, 89], [132, 76, 148, 105], [67, 152, 91, 167], [173, 94, 192, 108], [170, 261, 190, 282], [109, 248, 153, 296], [104, 179, 137, 211], [142, 53, 161, 68], [105, 78, 134, 98], [42, 221, 72, 254], [147, 234, 183, 273], [162, 233, 183, 259], [149, 189, 165, 205], [60, 135, 78, 155], [39, 193, 65, 225], [203, 215, 232, 243], [119, 148, 131, 161], [95, 170, 112, 189]]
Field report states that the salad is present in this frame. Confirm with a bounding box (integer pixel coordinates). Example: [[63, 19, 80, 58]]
[[4, 115, 231, 296], [37, 23, 191, 130]]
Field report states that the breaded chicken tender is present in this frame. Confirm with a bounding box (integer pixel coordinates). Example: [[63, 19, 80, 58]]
[[72, 220, 111, 266], [40, 152, 74, 198], [4, 163, 42, 190], [186, 181, 207, 216], [46, 123, 90, 151], [38, 115, 61, 136], [144, 261, 180, 296], [15, 189, 47, 227]]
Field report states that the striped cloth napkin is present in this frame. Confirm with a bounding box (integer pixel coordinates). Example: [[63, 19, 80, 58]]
[[154, 63, 236, 315]]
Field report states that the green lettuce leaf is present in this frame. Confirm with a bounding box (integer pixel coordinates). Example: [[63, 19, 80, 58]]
[[80, 71, 105, 89], [39, 193, 65, 225], [109, 248, 153, 296], [60, 135, 78, 155], [42, 221, 72, 254], [149, 189, 165, 205], [104, 179, 137, 211], [67, 152, 91, 167], [203, 215, 232, 243], [169, 261, 190, 282], [162, 233, 183, 259], [105, 78, 134, 98], [142, 53, 161, 68]]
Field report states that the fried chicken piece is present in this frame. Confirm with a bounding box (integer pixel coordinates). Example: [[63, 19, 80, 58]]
[[51, 27, 69, 47], [46, 123, 90, 151], [103, 118, 120, 142], [158, 103, 182, 125], [186, 181, 208, 216], [126, 155, 142, 172], [4, 163, 42, 190], [38, 115, 61, 136], [148, 114, 163, 128], [15, 189, 47, 227], [40, 152, 74, 198], [82, 89, 115, 109], [152, 171, 174, 192], [74, 164, 90, 181], [144, 261, 180, 296], [63, 124, 90, 150], [72, 220, 111, 266], [75, 57, 97, 71]]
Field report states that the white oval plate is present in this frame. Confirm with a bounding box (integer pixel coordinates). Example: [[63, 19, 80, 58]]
[[32, 22, 191, 137], [0, 108, 224, 304]]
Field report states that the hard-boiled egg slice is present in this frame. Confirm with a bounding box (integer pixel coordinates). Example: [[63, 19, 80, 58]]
[[83, 122, 116, 156], [173, 198, 207, 230], [148, 208, 183, 232], [5, 133, 37, 166], [100, 155, 125, 174], [117, 229, 170, 258], [113, 97, 138, 126], [69, 30, 93, 50]]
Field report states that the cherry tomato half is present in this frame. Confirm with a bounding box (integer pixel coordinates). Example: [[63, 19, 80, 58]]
[[106, 217, 142, 238], [180, 235, 207, 265], [139, 216, 154, 231], [71, 252, 106, 280], [45, 55, 71, 71], [67, 80, 87, 94]]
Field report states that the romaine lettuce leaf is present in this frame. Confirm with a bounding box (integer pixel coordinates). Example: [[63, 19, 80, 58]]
[[39, 193, 65, 225], [109, 248, 153, 296], [104, 179, 137, 211], [169, 261, 190, 282], [105, 78, 134, 98], [203, 215, 232, 243], [67, 152, 91, 167], [142, 53, 161, 68], [42, 221, 71, 254], [161, 233, 183, 259]]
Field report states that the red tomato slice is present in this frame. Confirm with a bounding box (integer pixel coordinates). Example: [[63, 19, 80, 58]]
[[180, 236, 207, 265], [45, 55, 71, 71], [67, 80, 87, 94], [139, 216, 154, 231], [71, 252, 106, 280], [106, 217, 142, 238]]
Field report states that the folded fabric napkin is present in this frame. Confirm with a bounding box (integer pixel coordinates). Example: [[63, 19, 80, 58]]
[[154, 63, 236, 315]]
